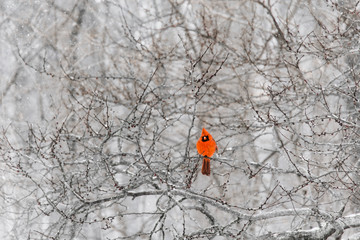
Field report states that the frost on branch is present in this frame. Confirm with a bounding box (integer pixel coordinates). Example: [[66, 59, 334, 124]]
[[1, 0, 360, 239]]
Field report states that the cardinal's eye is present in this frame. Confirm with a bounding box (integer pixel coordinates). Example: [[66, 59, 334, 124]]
[[202, 136, 209, 142]]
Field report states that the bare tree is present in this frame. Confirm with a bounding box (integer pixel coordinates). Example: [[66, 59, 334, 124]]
[[1, 0, 360, 239]]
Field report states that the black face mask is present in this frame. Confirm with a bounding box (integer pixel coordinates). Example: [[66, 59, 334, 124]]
[[202, 136, 209, 142]]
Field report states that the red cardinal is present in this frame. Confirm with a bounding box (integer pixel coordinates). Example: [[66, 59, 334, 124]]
[[196, 128, 218, 176]]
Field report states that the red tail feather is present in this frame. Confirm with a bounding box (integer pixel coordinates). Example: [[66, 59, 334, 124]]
[[201, 157, 210, 176]]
